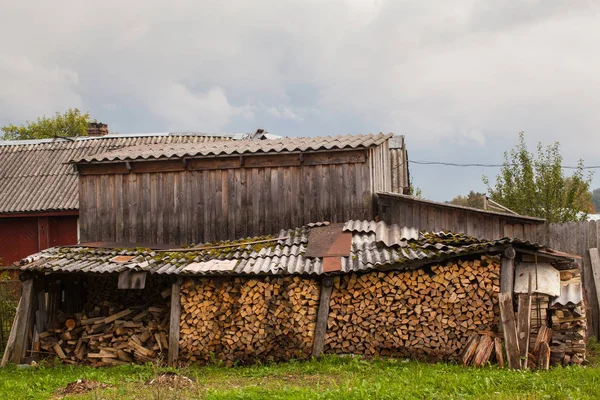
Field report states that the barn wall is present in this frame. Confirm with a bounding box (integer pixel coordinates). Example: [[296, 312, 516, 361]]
[[79, 160, 375, 245], [0, 215, 78, 265], [377, 193, 543, 240]]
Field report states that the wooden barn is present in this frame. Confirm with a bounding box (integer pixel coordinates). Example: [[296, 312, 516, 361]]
[[4, 220, 583, 370], [72, 133, 410, 244]]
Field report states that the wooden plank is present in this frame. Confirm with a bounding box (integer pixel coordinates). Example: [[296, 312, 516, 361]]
[[312, 277, 334, 357], [132, 160, 185, 173], [538, 342, 550, 370], [461, 335, 479, 366], [504, 224, 514, 239], [188, 157, 241, 170], [473, 335, 495, 367], [303, 150, 366, 166], [498, 292, 521, 369], [77, 163, 129, 175], [500, 247, 516, 293], [588, 248, 600, 338], [1, 298, 21, 367], [244, 154, 301, 168], [517, 292, 532, 367], [168, 280, 182, 367], [10, 279, 35, 364], [494, 337, 505, 368]]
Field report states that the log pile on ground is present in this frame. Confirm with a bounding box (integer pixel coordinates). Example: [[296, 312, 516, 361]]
[[38, 276, 170, 365], [179, 276, 320, 365], [324, 255, 501, 360]]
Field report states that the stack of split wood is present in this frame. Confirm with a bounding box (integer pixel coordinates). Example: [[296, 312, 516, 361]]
[[324, 256, 501, 360], [179, 276, 319, 365], [36, 277, 172, 365], [39, 301, 170, 365], [549, 269, 586, 365]]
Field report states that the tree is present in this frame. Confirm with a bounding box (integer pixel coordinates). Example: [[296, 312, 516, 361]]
[[592, 188, 600, 213], [448, 191, 486, 209], [483, 132, 593, 222], [1, 108, 92, 140]]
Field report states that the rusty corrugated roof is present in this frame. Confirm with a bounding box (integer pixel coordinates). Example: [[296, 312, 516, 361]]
[[0, 133, 236, 213], [19, 220, 571, 276], [74, 133, 392, 163]]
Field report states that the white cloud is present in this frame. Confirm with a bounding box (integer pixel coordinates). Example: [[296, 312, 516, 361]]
[[0, 55, 82, 124], [149, 83, 253, 131]]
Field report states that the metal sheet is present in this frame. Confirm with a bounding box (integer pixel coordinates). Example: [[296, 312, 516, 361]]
[[322, 257, 342, 273], [183, 259, 238, 273], [552, 283, 583, 306], [110, 255, 135, 263], [305, 224, 351, 257], [514, 262, 561, 297]]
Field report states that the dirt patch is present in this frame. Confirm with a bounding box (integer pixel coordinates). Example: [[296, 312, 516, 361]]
[[145, 372, 196, 389], [56, 379, 111, 396]]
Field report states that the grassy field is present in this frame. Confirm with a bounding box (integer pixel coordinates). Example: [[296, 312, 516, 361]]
[[1, 354, 600, 400]]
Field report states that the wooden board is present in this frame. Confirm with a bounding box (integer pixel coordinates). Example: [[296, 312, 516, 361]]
[[498, 292, 521, 369], [312, 277, 333, 357], [168, 280, 182, 367]]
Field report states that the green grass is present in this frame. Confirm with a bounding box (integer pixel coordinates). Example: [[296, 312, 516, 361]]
[[1, 355, 600, 400]]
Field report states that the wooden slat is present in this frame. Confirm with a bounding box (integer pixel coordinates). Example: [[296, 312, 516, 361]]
[[304, 150, 367, 166], [517, 292, 532, 368], [168, 280, 182, 367], [588, 248, 600, 339], [498, 292, 521, 369], [244, 154, 301, 168], [312, 277, 333, 357], [10, 279, 35, 364], [188, 157, 241, 170]]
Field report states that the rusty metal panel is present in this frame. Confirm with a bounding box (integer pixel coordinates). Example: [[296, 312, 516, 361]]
[[322, 257, 342, 273], [305, 224, 352, 258]]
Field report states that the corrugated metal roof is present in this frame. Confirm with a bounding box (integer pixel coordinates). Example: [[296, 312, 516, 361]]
[[0, 133, 236, 213], [19, 220, 568, 277], [552, 283, 583, 306], [74, 133, 393, 163]]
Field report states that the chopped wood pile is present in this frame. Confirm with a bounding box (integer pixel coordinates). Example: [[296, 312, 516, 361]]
[[324, 256, 501, 360], [37, 276, 170, 365], [179, 276, 319, 365], [550, 269, 586, 365]]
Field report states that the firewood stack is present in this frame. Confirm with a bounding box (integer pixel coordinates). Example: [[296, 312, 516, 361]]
[[179, 276, 320, 365], [324, 256, 501, 360], [549, 268, 586, 365], [38, 276, 171, 365]]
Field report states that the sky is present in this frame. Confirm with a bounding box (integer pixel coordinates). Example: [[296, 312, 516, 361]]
[[1, 0, 599, 201]]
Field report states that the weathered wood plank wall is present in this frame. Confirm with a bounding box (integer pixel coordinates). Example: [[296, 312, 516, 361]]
[[80, 162, 375, 245], [377, 193, 543, 239]]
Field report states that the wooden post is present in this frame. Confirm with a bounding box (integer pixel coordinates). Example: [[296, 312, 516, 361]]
[[10, 279, 36, 364], [168, 279, 182, 367], [588, 248, 600, 337], [312, 276, 334, 357], [517, 273, 533, 368], [498, 292, 521, 369], [500, 247, 516, 293]]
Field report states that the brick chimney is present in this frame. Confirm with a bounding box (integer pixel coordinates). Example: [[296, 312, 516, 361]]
[[87, 122, 109, 136]]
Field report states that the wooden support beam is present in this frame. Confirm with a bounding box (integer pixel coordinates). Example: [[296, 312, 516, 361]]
[[168, 279, 182, 367], [500, 247, 516, 293], [517, 293, 532, 368], [498, 292, 521, 369], [516, 273, 533, 368], [588, 248, 600, 337], [312, 276, 334, 357], [10, 279, 36, 364]]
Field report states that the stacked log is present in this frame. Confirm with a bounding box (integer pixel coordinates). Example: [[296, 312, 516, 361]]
[[179, 276, 319, 365], [549, 269, 586, 366], [324, 255, 501, 360], [38, 275, 170, 365]]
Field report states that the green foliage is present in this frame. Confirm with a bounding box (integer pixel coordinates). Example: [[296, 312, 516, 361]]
[[483, 132, 593, 222], [1, 356, 600, 399], [409, 178, 423, 199], [1, 108, 92, 140], [592, 188, 600, 213], [448, 191, 486, 209]]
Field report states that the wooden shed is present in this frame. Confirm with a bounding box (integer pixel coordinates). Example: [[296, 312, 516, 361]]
[[73, 133, 410, 245], [4, 220, 583, 369]]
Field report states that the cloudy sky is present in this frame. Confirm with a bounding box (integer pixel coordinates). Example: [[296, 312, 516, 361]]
[[1, 0, 599, 201]]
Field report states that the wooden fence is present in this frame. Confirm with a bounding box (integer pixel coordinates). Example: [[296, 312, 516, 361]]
[[0, 281, 21, 354], [505, 221, 600, 339]]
